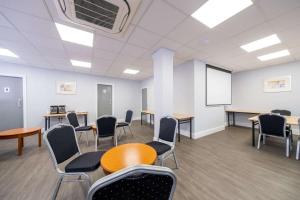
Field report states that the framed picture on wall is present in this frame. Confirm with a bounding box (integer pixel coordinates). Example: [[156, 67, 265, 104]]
[[56, 81, 77, 95], [264, 75, 291, 93]]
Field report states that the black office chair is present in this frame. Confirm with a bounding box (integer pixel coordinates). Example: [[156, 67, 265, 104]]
[[146, 117, 179, 169], [95, 115, 117, 151], [43, 124, 105, 200], [66, 112, 92, 146], [87, 165, 177, 200], [257, 114, 292, 157], [117, 110, 133, 136]]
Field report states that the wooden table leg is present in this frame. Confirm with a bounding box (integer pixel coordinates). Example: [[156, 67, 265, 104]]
[[18, 137, 23, 156], [38, 130, 42, 147]]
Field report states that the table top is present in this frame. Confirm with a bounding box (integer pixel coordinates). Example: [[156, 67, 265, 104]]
[[248, 115, 299, 125], [0, 127, 42, 139], [225, 108, 263, 114], [141, 110, 193, 120], [43, 112, 88, 117], [100, 143, 157, 174]]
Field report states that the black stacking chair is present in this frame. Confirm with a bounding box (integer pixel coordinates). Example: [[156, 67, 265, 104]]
[[87, 165, 177, 200], [66, 112, 92, 146], [257, 114, 292, 157], [146, 116, 178, 168], [43, 124, 105, 200], [296, 118, 300, 160], [117, 110, 133, 136], [95, 116, 117, 151], [271, 109, 293, 142]]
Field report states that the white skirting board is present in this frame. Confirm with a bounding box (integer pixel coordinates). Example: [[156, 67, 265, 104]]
[[178, 125, 225, 139]]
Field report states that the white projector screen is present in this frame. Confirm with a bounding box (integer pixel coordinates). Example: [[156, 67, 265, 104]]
[[206, 65, 232, 105]]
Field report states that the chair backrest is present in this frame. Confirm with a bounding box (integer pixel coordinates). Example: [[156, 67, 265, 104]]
[[125, 110, 133, 124], [66, 112, 80, 128], [43, 124, 80, 165], [96, 116, 117, 137], [271, 109, 291, 116], [87, 165, 177, 200], [158, 117, 177, 143], [259, 114, 286, 137]]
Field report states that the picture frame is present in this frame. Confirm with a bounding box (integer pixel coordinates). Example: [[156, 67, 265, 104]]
[[56, 81, 77, 95], [264, 75, 291, 93]]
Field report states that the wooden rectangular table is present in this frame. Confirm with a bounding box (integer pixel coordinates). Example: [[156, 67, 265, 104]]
[[225, 109, 262, 126], [43, 112, 88, 130], [141, 110, 194, 142], [248, 115, 299, 147]]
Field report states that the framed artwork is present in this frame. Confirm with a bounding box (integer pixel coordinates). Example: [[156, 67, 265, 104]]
[[56, 81, 77, 95], [264, 76, 291, 93]]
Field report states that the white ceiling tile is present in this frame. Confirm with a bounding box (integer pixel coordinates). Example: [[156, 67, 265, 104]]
[[174, 46, 195, 59], [120, 44, 147, 58], [38, 48, 68, 59], [22, 32, 65, 51], [94, 24, 135, 43], [44, 57, 71, 67], [164, 0, 207, 15], [131, 0, 153, 25], [93, 49, 118, 61], [0, 13, 13, 28], [138, 0, 186, 36], [64, 43, 93, 59], [152, 38, 182, 52], [128, 27, 161, 49], [0, 26, 25, 42], [0, 39, 39, 56], [94, 34, 125, 53], [92, 58, 113, 69]]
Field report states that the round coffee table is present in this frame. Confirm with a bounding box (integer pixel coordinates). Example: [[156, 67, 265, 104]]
[[100, 143, 157, 174], [0, 127, 42, 155]]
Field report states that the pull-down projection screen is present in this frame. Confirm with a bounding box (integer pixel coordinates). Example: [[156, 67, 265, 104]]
[[206, 65, 232, 105]]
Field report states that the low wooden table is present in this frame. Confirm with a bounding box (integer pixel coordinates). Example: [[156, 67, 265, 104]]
[[100, 143, 157, 174], [0, 127, 42, 155]]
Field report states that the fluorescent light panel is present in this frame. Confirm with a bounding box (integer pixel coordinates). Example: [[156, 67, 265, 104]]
[[257, 50, 290, 61], [70, 60, 91, 68], [241, 34, 281, 52], [191, 0, 253, 28], [55, 23, 93, 47], [0, 48, 18, 58], [123, 69, 139, 74]]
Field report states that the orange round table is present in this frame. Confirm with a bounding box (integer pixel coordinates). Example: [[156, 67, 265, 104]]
[[0, 127, 42, 155], [100, 143, 157, 174]]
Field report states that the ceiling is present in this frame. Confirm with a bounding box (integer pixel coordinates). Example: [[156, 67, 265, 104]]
[[0, 0, 300, 80]]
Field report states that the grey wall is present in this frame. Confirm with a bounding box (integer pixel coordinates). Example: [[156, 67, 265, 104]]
[[231, 61, 300, 127], [0, 61, 141, 130]]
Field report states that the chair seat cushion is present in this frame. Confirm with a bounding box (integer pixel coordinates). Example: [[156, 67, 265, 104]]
[[65, 151, 105, 173], [117, 122, 129, 127], [146, 141, 171, 155], [75, 126, 92, 132]]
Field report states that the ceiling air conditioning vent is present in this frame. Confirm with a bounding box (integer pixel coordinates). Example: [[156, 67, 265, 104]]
[[53, 0, 140, 34]]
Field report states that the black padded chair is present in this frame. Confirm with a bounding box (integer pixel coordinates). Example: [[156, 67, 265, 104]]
[[117, 110, 133, 136], [43, 124, 105, 200], [146, 116, 178, 168], [66, 112, 92, 146], [95, 115, 117, 150], [258, 114, 292, 157], [271, 109, 293, 142], [296, 118, 300, 160], [87, 165, 177, 200]]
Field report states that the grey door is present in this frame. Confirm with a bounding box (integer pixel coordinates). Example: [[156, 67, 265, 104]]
[[142, 88, 147, 110], [0, 76, 23, 131], [97, 84, 112, 117]]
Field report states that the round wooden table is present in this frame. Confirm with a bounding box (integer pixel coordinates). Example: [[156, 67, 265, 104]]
[[0, 127, 42, 155], [101, 143, 157, 174]]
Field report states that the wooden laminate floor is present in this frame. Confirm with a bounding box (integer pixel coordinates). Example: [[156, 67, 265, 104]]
[[0, 122, 300, 200]]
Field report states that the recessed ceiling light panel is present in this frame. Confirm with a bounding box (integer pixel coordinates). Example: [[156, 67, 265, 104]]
[[70, 59, 91, 68], [0, 48, 18, 58], [257, 50, 290, 61], [191, 0, 253, 28], [241, 34, 281, 52], [55, 23, 94, 47], [123, 69, 139, 74]]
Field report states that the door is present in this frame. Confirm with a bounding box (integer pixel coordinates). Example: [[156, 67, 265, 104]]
[[97, 84, 112, 117], [0, 76, 23, 131], [142, 88, 148, 110]]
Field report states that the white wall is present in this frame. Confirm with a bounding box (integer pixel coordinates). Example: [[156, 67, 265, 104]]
[[231, 61, 300, 127], [0, 62, 141, 129]]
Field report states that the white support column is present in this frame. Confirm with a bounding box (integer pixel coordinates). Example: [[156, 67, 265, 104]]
[[152, 48, 174, 140]]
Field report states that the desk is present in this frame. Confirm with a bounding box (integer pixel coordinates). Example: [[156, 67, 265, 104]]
[[248, 115, 299, 147], [225, 109, 262, 126], [141, 110, 193, 142], [0, 127, 42, 155], [100, 143, 157, 174], [43, 112, 88, 130]]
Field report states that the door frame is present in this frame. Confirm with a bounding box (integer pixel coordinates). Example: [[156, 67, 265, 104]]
[[96, 82, 114, 118], [0, 73, 27, 128]]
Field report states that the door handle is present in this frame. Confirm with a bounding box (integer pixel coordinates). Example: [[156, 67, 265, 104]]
[[17, 98, 23, 108]]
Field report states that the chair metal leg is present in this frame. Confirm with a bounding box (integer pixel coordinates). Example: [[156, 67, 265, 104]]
[[128, 126, 133, 136], [257, 133, 262, 149], [85, 131, 89, 146], [52, 176, 63, 200], [286, 137, 290, 157], [95, 137, 98, 151], [296, 140, 300, 160], [122, 127, 127, 136], [172, 152, 179, 169], [263, 134, 266, 144]]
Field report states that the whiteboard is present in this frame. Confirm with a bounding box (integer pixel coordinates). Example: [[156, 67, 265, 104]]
[[206, 66, 232, 105]]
